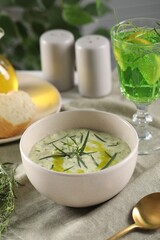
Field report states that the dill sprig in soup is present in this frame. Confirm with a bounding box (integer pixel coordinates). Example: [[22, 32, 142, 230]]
[[29, 129, 131, 174]]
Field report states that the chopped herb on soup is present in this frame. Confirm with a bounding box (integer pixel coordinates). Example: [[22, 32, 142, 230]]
[[29, 129, 131, 174]]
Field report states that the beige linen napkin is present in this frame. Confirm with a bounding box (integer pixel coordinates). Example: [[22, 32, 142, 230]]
[[2, 69, 160, 240]]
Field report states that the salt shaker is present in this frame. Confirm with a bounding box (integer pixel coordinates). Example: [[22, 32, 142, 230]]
[[40, 29, 75, 91], [75, 35, 112, 98]]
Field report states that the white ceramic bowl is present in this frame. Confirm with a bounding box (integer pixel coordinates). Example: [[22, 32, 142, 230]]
[[20, 110, 138, 207]]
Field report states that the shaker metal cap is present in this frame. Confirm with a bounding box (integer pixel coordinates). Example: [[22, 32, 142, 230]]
[[40, 29, 74, 45], [76, 35, 110, 50]]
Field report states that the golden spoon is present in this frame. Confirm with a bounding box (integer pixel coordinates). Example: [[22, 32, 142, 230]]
[[107, 192, 160, 240]]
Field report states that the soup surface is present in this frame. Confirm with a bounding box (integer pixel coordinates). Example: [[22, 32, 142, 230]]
[[29, 129, 131, 174]]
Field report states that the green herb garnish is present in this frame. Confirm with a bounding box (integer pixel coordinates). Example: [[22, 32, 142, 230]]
[[80, 134, 84, 143], [40, 153, 67, 160], [79, 131, 90, 155], [108, 142, 119, 147], [69, 136, 77, 145], [52, 143, 71, 157], [76, 155, 88, 169], [90, 154, 99, 166], [63, 166, 74, 172], [105, 151, 111, 158], [47, 135, 67, 145], [101, 152, 117, 170], [94, 134, 106, 142], [38, 130, 122, 173]]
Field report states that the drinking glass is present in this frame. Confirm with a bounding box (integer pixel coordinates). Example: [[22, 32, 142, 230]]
[[111, 18, 160, 155]]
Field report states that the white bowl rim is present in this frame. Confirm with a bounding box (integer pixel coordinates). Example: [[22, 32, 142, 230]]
[[20, 110, 139, 177]]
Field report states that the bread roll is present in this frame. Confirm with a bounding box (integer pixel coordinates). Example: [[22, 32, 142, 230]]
[[0, 90, 36, 138]]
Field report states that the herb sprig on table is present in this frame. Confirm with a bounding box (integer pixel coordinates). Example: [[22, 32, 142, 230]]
[[0, 163, 16, 238]]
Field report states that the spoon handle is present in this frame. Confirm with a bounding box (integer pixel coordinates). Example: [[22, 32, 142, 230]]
[[106, 224, 138, 240]]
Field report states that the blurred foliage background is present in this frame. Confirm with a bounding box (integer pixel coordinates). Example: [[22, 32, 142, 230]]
[[0, 0, 112, 70]]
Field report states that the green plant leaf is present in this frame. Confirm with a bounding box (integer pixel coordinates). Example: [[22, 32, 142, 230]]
[[0, 0, 13, 6], [0, 13, 18, 38], [31, 21, 46, 36], [25, 38, 40, 56], [84, 2, 111, 17], [14, 44, 25, 58], [84, 3, 99, 17], [62, 0, 80, 5], [0, 0, 111, 70], [96, 0, 112, 17], [46, 6, 67, 29], [23, 39, 41, 69], [16, 21, 28, 40], [23, 6, 65, 30], [41, 0, 55, 9], [13, 0, 39, 8], [9, 44, 25, 69], [62, 5, 93, 26], [23, 9, 44, 23]]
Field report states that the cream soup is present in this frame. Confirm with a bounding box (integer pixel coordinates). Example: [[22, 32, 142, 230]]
[[29, 129, 131, 174]]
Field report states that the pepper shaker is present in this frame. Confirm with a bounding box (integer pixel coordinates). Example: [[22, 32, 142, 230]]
[[75, 35, 112, 98], [40, 29, 75, 91]]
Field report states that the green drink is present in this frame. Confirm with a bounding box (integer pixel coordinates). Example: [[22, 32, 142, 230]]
[[111, 22, 160, 104], [111, 18, 160, 155]]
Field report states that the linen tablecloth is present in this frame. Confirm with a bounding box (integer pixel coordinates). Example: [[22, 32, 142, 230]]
[[1, 69, 160, 240]]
